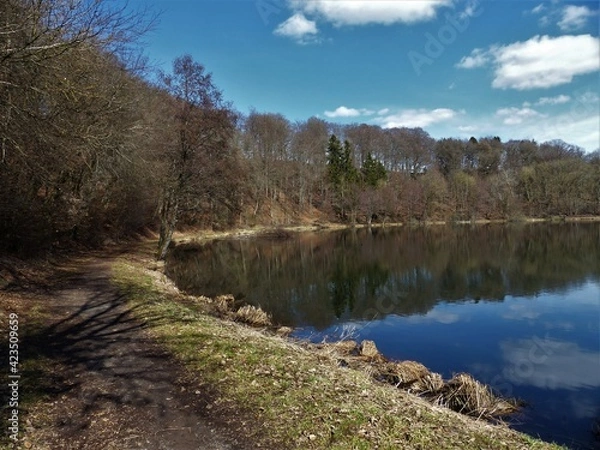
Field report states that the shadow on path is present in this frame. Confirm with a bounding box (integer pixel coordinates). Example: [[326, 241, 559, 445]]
[[19, 260, 247, 450]]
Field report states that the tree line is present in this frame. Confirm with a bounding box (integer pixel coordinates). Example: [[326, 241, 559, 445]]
[[1, 0, 598, 257]]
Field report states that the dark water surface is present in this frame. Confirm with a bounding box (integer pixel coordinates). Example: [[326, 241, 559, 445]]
[[167, 223, 600, 449]]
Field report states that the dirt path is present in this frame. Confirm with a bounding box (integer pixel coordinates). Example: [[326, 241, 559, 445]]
[[19, 256, 251, 450]]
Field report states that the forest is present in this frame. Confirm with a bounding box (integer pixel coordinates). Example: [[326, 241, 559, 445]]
[[2, 0, 599, 257]]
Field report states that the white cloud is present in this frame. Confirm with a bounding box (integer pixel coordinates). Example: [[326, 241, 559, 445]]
[[456, 47, 492, 69], [501, 303, 542, 320], [493, 35, 600, 90], [324, 106, 374, 118], [531, 3, 545, 15], [458, 35, 600, 90], [376, 108, 458, 128], [577, 91, 600, 105], [558, 5, 597, 31], [521, 93, 599, 150], [274, 13, 318, 43], [537, 114, 600, 152], [450, 105, 599, 152], [496, 106, 546, 125], [377, 108, 390, 116], [500, 338, 600, 390], [536, 94, 571, 106], [289, 0, 451, 26], [529, 2, 554, 27], [530, 3, 596, 30], [405, 308, 460, 325]]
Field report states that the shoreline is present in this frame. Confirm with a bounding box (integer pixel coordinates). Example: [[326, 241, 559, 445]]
[[160, 219, 600, 447], [114, 247, 567, 449], [171, 215, 600, 245], [159, 223, 600, 448], [0, 241, 568, 449]]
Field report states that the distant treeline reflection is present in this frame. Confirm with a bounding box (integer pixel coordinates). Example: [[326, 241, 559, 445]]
[[167, 223, 600, 329]]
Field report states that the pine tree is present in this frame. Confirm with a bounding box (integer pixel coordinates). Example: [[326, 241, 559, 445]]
[[326, 134, 344, 187], [327, 134, 360, 221], [326, 135, 359, 189], [361, 152, 387, 187]]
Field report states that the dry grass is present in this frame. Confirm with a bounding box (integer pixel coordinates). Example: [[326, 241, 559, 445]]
[[206, 293, 273, 328], [384, 360, 445, 394], [316, 341, 518, 421], [234, 304, 272, 327], [438, 373, 519, 419], [385, 363, 519, 420], [213, 294, 235, 314], [110, 256, 566, 450]]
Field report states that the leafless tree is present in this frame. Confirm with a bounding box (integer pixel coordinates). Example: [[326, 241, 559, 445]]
[[290, 117, 328, 206], [155, 55, 237, 259], [242, 111, 292, 214]]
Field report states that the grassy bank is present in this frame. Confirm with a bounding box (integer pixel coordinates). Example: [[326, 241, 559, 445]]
[[112, 248, 565, 450]]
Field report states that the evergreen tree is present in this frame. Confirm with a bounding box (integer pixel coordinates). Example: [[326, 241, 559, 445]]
[[327, 135, 359, 189], [326, 134, 344, 187], [327, 135, 360, 221], [362, 152, 387, 187]]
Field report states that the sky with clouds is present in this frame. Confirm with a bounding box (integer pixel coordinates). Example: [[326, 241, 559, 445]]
[[135, 0, 600, 152]]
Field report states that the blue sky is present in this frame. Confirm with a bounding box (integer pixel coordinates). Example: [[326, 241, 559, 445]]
[[132, 0, 600, 152]]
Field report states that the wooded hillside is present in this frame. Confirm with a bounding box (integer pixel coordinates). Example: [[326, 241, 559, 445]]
[[2, 0, 598, 256]]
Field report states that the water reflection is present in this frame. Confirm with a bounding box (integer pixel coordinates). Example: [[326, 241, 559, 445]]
[[167, 223, 600, 449], [500, 337, 600, 390], [167, 223, 600, 329]]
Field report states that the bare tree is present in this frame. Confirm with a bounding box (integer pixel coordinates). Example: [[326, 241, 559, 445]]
[[0, 0, 154, 252], [242, 111, 292, 214], [155, 55, 237, 260], [384, 127, 434, 174], [290, 117, 328, 206], [346, 124, 386, 166]]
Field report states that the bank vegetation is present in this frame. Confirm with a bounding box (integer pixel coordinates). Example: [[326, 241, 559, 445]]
[[1, 0, 599, 259], [110, 250, 566, 449]]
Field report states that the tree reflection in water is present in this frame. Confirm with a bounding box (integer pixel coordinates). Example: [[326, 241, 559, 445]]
[[166, 222, 600, 329]]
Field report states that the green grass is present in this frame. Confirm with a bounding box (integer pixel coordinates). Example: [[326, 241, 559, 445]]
[[112, 259, 567, 450]]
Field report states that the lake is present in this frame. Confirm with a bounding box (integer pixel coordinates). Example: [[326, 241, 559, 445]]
[[166, 222, 600, 449]]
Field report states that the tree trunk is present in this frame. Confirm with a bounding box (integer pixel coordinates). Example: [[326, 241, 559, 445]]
[[157, 188, 179, 260]]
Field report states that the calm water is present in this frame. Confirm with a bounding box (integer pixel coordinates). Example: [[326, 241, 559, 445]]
[[167, 223, 600, 449]]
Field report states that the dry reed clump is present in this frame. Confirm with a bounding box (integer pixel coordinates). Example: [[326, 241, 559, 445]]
[[318, 340, 519, 421], [358, 340, 382, 360], [412, 372, 445, 395], [332, 340, 359, 356], [437, 373, 519, 419], [205, 294, 275, 329], [276, 326, 293, 337], [379, 361, 445, 394], [234, 305, 272, 327], [213, 294, 235, 314]]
